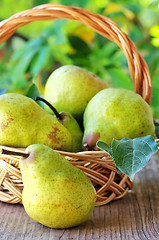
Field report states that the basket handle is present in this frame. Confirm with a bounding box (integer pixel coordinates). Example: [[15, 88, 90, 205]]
[[0, 4, 152, 104]]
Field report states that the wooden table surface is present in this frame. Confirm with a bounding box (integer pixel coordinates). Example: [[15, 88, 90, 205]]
[[0, 151, 159, 240]]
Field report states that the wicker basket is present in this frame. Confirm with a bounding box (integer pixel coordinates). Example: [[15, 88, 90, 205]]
[[0, 4, 151, 206]]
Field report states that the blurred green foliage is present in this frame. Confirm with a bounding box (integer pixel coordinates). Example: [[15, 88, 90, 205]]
[[0, 0, 159, 117]]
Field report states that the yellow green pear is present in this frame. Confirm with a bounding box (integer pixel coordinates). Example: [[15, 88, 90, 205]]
[[44, 65, 109, 122], [20, 144, 96, 229], [83, 88, 155, 149], [57, 111, 83, 152], [36, 96, 83, 152], [0, 93, 72, 151]]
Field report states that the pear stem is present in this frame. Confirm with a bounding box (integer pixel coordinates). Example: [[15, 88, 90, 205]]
[[1, 149, 29, 158], [35, 96, 62, 120]]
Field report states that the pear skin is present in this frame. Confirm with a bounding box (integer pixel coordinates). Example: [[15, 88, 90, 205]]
[[20, 144, 96, 229], [44, 65, 109, 122], [59, 112, 83, 152], [0, 93, 72, 151], [83, 88, 155, 148]]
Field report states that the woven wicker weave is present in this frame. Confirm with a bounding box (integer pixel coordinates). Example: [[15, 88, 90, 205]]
[[0, 4, 151, 206]]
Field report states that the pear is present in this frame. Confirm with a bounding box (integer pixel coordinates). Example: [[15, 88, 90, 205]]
[[58, 112, 83, 152], [0, 93, 72, 151], [83, 88, 155, 149], [36, 96, 83, 152], [19, 144, 96, 229], [44, 65, 109, 122]]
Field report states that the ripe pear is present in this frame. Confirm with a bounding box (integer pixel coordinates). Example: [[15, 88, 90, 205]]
[[44, 65, 109, 122], [36, 96, 83, 152], [83, 88, 155, 149], [20, 144, 96, 229], [0, 93, 72, 151], [58, 112, 83, 152]]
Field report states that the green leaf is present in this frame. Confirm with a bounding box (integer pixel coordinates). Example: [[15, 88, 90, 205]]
[[97, 140, 120, 173], [111, 136, 158, 181], [12, 47, 40, 79], [68, 35, 91, 56], [0, 89, 7, 95], [34, 0, 49, 5], [96, 140, 113, 157], [53, 20, 67, 44], [107, 67, 133, 90], [60, 0, 88, 8], [0, 42, 6, 49], [26, 84, 42, 107], [30, 46, 50, 76], [11, 39, 43, 62]]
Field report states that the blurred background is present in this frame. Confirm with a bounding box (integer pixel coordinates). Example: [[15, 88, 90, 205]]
[[0, 0, 159, 118]]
